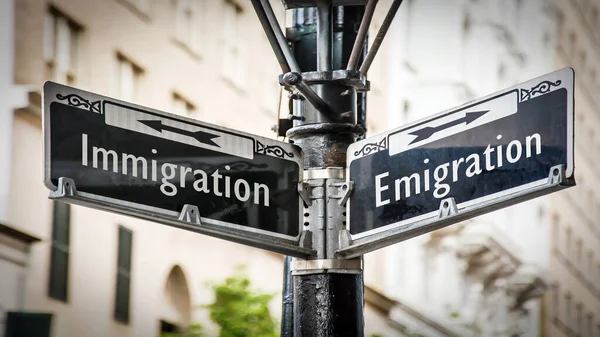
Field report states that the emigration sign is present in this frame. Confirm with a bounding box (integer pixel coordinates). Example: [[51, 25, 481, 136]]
[[342, 67, 575, 254], [42, 82, 311, 257]]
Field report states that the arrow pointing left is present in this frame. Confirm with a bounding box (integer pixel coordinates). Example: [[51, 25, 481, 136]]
[[139, 120, 221, 147]]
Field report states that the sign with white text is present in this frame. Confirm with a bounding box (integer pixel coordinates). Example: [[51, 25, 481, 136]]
[[344, 68, 575, 249], [42, 82, 311, 257]]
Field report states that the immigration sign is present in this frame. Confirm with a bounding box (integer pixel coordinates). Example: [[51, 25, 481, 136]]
[[341, 67, 575, 256], [42, 82, 311, 257]]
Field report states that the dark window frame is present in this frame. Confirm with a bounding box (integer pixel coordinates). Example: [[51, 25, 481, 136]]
[[114, 225, 133, 324], [159, 320, 180, 334], [48, 201, 71, 302]]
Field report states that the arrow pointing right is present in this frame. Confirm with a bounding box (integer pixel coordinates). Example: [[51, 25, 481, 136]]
[[408, 110, 489, 145]]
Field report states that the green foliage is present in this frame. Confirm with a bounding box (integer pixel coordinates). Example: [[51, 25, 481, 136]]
[[203, 266, 278, 337], [161, 265, 278, 337]]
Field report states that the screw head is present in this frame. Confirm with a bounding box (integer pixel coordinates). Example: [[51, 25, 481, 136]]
[[283, 72, 302, 85]]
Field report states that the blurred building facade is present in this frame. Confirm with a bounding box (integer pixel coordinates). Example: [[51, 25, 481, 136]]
[[361, 0, 600, 337], [1, 0, 599, 337], [0, 0, 438, 336], [3, 1, 292, 336]]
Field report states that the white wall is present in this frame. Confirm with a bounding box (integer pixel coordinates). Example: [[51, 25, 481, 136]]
[[0, 0, 28, 224], [383, 0, 558, 335], [0, 235, 30, 337]]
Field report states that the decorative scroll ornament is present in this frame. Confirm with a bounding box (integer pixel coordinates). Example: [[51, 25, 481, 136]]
[[354, 137, 387, 157], [222, 161, 269, 171], [255, 140, 294, 158], [56, 93, 102, 113], [519, 80, 562, 102]]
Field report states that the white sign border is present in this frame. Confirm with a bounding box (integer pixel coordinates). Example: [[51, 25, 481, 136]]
[[42, 81, 308, 250], [346, 67, 575, 241]]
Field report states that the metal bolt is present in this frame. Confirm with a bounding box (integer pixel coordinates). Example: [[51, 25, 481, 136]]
[[283, 72, 302, 85], [288, 92, 302, 100], [287, 114, 305, 121]]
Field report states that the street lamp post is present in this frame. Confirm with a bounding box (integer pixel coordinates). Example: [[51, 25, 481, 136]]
[[251, 1, 401, 335]]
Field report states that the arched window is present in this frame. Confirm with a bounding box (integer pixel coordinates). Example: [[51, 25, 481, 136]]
[[160, 265, 192, 334]]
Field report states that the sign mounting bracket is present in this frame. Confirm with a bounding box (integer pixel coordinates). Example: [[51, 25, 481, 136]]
[[49, 177, 78, 199], [298, 230, 313, 249], [178, 204, 202, 226], [438, 198, 458, 219], [549, 164, 569, 185], [297, 182, 312, 207], [337, 181, 354, 206]]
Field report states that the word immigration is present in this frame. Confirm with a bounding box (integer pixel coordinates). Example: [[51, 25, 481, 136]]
[[375, 133, 543, 207], [80, 133, 270, 206]]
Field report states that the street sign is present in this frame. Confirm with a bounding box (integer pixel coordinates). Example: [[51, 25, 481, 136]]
[[42, 82, 313, 257], [340, 67, 575, 257]]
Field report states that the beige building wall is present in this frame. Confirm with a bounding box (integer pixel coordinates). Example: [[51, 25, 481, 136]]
[[545, 0, 600, 336], [6, 0, 396, 336]]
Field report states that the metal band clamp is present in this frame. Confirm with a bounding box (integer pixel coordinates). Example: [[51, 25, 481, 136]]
[[291, 258, 363, 275]]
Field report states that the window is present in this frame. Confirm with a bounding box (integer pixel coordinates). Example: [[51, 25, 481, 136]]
[[171, 93, 195, 115], [586, 314, 593, 337], [576, 239, 583, 265], [497, 63, 506, 80], [221, 1, 243, 84], [160, 320, 180, 334], [553, 284, 560, 321], [590, 6, 599, 28], [556, 10, 565, 36], [576, 304, 583, 334], [569, 32, 577, 54], [587, 251, 594, 279], [462, 13, 472, 35], [174, 0, 203, 50], [114, 226, 133, 323], [48, 201, 71, 302], [579, 51, 587, 70], [115, 53, 143, 103], [565, 227, 572, 258], [44, 7, 81, 84], [402, 99, 411, 122], [551, 215, 560, 249], [565, 293, 571, 328], [4, 312, 53, 337]]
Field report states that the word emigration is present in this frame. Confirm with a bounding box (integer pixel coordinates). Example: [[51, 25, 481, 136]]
[[374, 133, 543, 207]]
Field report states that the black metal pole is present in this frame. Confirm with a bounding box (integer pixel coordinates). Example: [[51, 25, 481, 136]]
[[286, 3, 365, 336], [251, 1, 401, 334], [281, 255, 294, 337]]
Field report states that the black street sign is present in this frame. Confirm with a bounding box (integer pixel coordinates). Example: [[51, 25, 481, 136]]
[[42, 82, 313, 257], [340, 68, 575, 257]]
